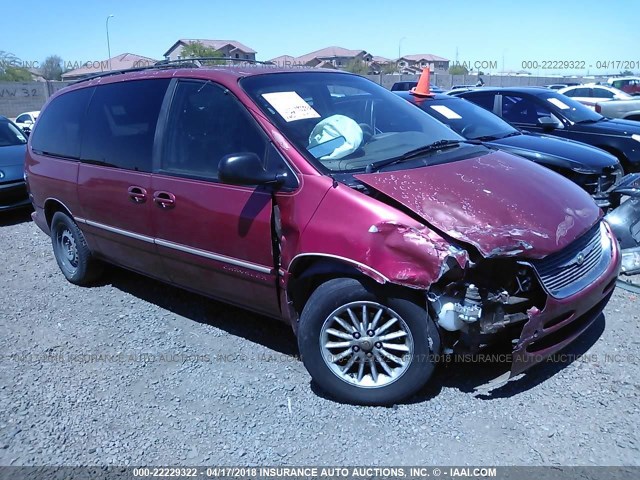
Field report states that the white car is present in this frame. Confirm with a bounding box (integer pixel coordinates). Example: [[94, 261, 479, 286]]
[[13, 111, 39, 133], [558, 84, 640, 120]]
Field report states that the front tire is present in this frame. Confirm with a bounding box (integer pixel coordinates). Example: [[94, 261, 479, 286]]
[[298, 277, 440, 405], [51, 212, 103, 285]]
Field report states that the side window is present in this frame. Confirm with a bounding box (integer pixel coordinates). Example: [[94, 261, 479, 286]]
[[463, 93, 496, 112], [81, 79, 170, 172], [16, 114, 29, 123], [31, 88, 94, 159], [566, 87, 589, 97], [501, 95, 551, 125], [160, 80, 266, 180], [593, 88, 614, 99]]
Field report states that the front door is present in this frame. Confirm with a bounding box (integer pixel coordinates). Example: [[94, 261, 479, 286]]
[[151, 79, 280, 317]]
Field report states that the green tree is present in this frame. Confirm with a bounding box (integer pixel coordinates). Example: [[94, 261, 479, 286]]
[[344, 58, 370, 75], [0, 52, 32, 81], [381, 62, 397, 75], [620, 70, 634, 76], [179, 41, 224, 64], [41, 55, 64, 80], [448, 64, 469, 75]]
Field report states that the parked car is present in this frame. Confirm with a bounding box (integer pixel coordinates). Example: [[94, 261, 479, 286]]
[[397, 90, 640, 274], [391, 81, 444, 93], [559, 84, 640, 120], [544, 84, 568, 90], [0, 116, 30, 211], [452, 87, 640, 173], [26, 66, 620, 405], [394, 91, 623, 208], [13, 111, 39, 135], [608, 77, 640, 96]]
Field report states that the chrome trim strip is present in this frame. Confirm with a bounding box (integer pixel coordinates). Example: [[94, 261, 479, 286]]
[[76, 217, 272, 274], [155, 238, 272, 274], [79, 218, 154, 244], [288, 253, 390, 283]]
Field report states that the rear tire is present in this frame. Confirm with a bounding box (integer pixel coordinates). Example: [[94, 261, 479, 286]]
[[298, 277, 440, 405], [51, 212, 103, 285]]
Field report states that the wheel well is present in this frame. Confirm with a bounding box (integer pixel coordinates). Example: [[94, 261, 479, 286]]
[[595, 145, 631, 172], [44, 200, 72, 227], [286, 257, 422, 315]]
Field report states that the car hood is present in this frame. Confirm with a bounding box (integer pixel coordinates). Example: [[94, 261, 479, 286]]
[[488, 133, 619, 173], [354, 150, 601, 259], [0, 144, 27, 168], [573, 117, 640, 135]]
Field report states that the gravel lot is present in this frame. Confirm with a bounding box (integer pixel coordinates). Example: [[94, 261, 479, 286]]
[[1, 209, 639, 467]]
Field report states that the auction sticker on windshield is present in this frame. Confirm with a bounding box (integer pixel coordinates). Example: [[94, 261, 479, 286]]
[[430, 105, 462, 119], [547, 97, 570, 109], [262, 91, 321, 122]]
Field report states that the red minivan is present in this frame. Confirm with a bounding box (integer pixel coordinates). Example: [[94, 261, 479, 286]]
[[25, 65, 620, 405]]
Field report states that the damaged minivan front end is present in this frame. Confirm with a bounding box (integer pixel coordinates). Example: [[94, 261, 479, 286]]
[[353, 150, 620, 381]]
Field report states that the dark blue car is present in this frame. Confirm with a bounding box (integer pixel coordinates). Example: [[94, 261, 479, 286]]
[[451, 87, 640, 174], [0, 116, 30, 211], [397, 91, 640, 274], [395, 91, 623, 209]]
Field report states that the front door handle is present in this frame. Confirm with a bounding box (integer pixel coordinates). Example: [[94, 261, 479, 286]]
[[153, 191, 176, 209], [127, 186, 147, 203]]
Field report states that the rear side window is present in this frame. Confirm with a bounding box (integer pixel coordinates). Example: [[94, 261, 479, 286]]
[[31, 88, 93, 159], [81, 79, 170, 172]]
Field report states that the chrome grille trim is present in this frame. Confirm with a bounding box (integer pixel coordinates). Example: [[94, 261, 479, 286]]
[[528, 222, 612, 299]]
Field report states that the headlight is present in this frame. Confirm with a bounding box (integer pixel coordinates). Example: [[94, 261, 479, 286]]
[[632, 134, 640, 143]]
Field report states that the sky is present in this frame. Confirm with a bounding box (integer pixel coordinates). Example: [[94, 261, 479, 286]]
[[1, 0, 638, 75]]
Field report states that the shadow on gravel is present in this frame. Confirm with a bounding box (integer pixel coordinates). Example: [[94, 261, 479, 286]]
[[427, 313, 605, 401], [0, 207, 33, 226], [103, 265, 299, 357]]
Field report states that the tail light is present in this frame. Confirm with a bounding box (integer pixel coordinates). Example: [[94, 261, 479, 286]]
[[595, 103, 602, 113]]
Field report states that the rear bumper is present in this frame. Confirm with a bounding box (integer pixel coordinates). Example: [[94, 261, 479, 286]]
[[0, 180, 30, 212], [510, 223, 621, 376], [31, 206, 50, 236]]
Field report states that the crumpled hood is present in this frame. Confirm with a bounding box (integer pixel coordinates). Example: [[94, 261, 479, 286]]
[[355, 150, 601, 258]]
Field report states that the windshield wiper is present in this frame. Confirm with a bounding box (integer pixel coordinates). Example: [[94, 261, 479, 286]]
[[365, 139, 476, 173]]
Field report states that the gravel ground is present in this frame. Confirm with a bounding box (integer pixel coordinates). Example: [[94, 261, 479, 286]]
[[1, 209, 639, 467]]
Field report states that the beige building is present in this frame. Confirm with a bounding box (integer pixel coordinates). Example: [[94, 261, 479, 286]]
[[163, 39, 257, 61]]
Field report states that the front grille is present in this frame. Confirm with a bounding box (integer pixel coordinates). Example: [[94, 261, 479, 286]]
[[531, 222, 608, 298], [567, 171, 617, 196]]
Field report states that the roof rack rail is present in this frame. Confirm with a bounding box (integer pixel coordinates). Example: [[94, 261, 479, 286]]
[[155, 56, 272, 66], [71, 56, 274, 85]]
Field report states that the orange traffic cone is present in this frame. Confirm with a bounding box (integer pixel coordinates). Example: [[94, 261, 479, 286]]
[[410, 68, 435, 97]]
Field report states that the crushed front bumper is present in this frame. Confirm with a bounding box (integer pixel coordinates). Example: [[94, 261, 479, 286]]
[[510, 221, 621, 376]]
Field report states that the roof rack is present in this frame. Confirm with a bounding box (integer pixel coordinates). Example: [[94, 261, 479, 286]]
[[72, 56, 274, 85]]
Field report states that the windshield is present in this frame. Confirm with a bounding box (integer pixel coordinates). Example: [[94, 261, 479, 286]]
[[415, 97, 518, 140], [241, 72, 468, 172], [541, 92, 603, 123], [0, 120, 27, 147]]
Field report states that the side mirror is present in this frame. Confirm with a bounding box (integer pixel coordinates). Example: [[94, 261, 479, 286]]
[[218, 152, 286, 187], [537, 116, 560, 130]]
